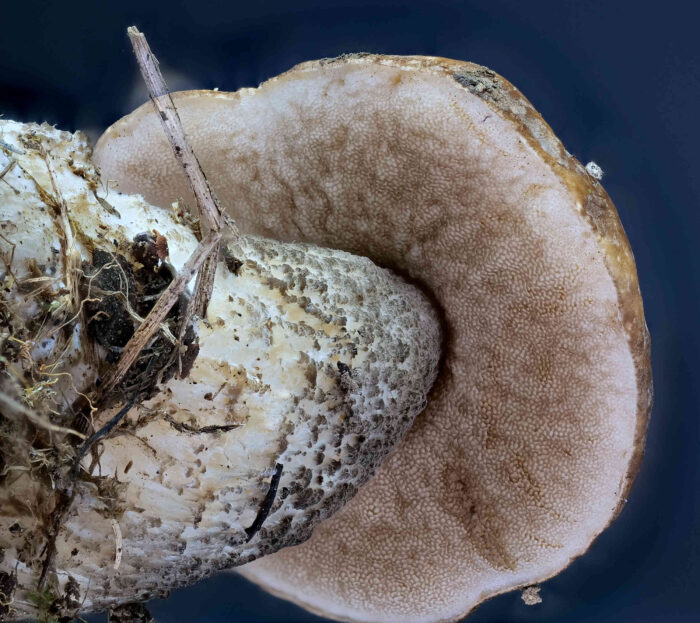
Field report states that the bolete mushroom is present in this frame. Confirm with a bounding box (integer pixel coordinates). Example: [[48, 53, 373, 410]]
[[93, 54, 651, 622]]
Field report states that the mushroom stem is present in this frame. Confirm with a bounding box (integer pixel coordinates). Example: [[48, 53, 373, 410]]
[[0, 120, 441, 619]]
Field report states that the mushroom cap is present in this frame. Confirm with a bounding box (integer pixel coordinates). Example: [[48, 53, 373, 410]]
[[94, 55, 652, 623]]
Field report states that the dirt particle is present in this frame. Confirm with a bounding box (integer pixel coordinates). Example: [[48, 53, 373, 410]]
[[0, 570, 17, 619], [221, 246, 243, 275], [8, 522, 22, 535], [452, 68, 500, 101]]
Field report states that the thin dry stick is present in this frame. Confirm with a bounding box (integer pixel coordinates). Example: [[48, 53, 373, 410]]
[[95, 26, 239, 397], [0, 157, 14, 180], [127, 26, 223, 234], [127, 26, 240, 317]]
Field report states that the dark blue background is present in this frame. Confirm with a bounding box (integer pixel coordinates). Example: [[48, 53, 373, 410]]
[[1, 1, 698, 621]]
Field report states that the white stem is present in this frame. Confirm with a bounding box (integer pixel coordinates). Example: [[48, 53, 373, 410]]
[[0, 120, 441, 619]]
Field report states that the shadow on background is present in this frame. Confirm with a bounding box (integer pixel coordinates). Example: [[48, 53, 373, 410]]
[[2, 1, 698, 621]]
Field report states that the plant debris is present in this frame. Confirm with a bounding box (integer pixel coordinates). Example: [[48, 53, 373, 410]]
[[163, 415, 240, 435], [81, 233, 199, 404], [245, 463, 284, 542], [0, 569, 17, 621], [27, 576, 81, 623]]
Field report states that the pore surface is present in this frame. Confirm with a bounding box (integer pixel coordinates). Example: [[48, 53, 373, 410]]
[[95, 56, 645, 622]]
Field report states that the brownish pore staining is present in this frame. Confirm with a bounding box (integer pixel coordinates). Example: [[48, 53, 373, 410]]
[[440, 461, 517, 571]]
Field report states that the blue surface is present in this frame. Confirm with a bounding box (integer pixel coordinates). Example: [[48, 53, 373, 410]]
[[1, 1, 698, 621]]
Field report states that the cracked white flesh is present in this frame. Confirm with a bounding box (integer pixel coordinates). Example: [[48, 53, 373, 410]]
[[94, 55, 650, 623], [0, 120, 441, 617]]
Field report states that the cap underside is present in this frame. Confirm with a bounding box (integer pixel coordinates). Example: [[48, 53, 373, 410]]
[[95, 56, 649, 622]]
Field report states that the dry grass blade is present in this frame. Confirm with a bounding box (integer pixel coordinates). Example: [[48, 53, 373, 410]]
[[96, 26, 240, 398], [0, 158, 14, 180], [126, 26, 237, 241], [127, 25, 241, 321]]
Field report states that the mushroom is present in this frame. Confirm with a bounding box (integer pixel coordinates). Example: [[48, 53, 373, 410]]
[[93, 54, 652, 622]]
